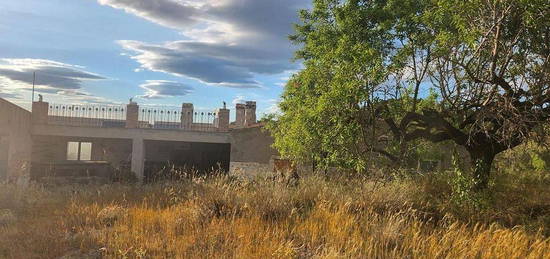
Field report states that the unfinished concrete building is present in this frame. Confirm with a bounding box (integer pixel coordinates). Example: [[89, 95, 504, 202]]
[[0, 97, 277, 184]]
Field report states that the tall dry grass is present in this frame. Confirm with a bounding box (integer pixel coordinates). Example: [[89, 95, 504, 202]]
[[0, 171, 549, 258]]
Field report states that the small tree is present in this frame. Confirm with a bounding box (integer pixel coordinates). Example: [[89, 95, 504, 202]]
[[272, 0, 550, 189]]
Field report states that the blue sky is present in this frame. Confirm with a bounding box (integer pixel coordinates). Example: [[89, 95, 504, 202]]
[[0, 0, 309, 116]]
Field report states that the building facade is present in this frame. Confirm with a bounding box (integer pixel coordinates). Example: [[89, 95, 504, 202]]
[[0, 97, 276, 184]]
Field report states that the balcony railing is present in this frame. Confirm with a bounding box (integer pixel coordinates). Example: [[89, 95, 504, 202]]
[[44, 103, 222, 132], [137, 106, 218, 132], [48, 103, 126, 128]]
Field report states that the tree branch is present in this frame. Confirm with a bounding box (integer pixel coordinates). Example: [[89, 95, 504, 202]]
[[371, 148, 399, 162]]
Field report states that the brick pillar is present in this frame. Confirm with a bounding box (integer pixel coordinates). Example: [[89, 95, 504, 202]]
[[244, 101, 257, 126], [235, 103, 245, 127], [32, 101, 49, 124], [126, 102, 139, 128], [181, 103, 194, 129], [216, 108, 230, 132]]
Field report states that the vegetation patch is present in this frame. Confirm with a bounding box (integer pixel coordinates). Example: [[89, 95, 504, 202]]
[[0, 170, 548, 258]]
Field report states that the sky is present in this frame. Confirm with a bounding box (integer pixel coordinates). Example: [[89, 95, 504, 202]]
[[0, 0, 310, 116]]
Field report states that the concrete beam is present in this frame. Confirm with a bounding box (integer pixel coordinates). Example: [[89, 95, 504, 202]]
[[32, 124, 231, 143]]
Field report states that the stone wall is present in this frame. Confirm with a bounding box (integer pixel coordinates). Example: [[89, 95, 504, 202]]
[[229, 126, 278, 164], [229, 125, 280, 177], [229, 161, 272, 179], [0, 98, 32, 184]]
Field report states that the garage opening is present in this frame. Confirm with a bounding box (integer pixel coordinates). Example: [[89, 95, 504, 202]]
[[144, 140, 230, 181]]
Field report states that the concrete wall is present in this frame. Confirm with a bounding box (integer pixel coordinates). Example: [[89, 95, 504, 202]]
[[32, 123, 232, 181], [229, 161, 272, 179], [230, 126, 278, 164], [229, 126, 279, 176], [32, 124, 231, 143], [0, 98, 32, 184], [31, 136, 132, 180], [32, 136, 132, 165]]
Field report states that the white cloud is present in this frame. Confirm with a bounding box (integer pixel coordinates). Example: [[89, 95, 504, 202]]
[[0, 58, 105, 90], [57, 90, 121, 104], [98, 0, 201, 31], [275, 69, 299, 87], [232, 94, 246, 105], [264, 98, 281, 115], [139, 80, 194, 99], [0, 91, 20, 99], [0, 58, 116, 104], [119, 40, 269, 88], [100, 0, 309, 88]]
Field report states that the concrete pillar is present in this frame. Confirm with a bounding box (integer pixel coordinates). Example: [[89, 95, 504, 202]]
[[131, 138, 145, 181], [244, 101, 257, 126], [181, 103, 194, 129], [126, 102, 139, 128], [32, 101, 49, 124], [0, 136, 8, 182], [7, 135, 31, 186], [216, 108, 230, 132], [235, 103, 245, 127]]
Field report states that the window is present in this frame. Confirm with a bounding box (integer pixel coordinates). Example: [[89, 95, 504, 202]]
[[67, 142, 79, 160], [67, 141, 92, 161]]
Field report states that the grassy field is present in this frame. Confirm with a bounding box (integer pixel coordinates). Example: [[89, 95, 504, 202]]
[[0, 170, 549, 258]]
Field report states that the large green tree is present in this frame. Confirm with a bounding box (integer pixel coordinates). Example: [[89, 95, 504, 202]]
[[271, 0, 550, 188]]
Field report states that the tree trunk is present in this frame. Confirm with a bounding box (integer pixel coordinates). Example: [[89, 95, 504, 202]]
[[398, 137, 409, 167], [468, 149, 496, 190]]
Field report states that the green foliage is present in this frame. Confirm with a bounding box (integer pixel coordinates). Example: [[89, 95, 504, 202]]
[[449, 153, 490, 210], [496, 142, 550, 181], [272, 0, 440, 171], [530, 153, 547, 172], [274, 0, 550, 184]]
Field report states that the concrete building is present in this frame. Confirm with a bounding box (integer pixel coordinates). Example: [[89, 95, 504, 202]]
[[0, 97, 276, 184], [0, 98, 32, 184]]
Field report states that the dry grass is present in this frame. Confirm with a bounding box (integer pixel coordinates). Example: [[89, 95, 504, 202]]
[[0, 172, 549, 258]]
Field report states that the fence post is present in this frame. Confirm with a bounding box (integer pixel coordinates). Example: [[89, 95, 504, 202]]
[[244, 101, 257, 126], [181, 103, 194, 130], [126, 101, 139, 128], [235, 103, 245, 127], [216, 108, 230, 132], [32, 100, 49, 124]]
